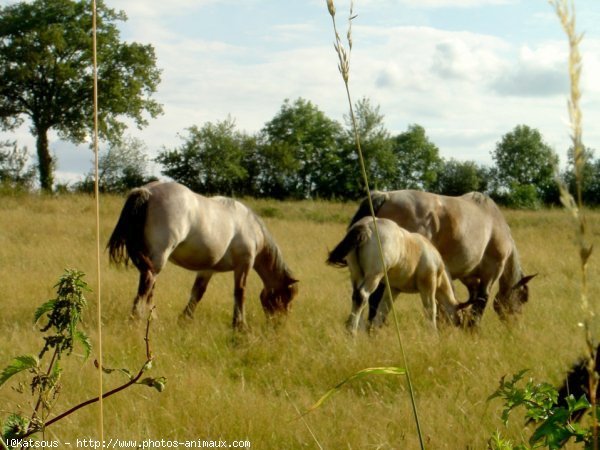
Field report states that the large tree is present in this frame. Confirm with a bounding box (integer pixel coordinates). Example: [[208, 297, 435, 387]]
[[259, 98, 342, 199], [492, 124, 558, 200], [341, 97, 396, 196], [156, 118, 250, 196], [391, 124, 443, 190], [76, 136, 156, 193], [433, 158, 486, 196], [0, 0, 162, 191]]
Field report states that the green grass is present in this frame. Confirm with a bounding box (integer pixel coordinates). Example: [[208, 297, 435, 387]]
[[0, 193, 598, 448]]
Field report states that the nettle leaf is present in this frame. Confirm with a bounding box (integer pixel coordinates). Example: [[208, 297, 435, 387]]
[[33, 299, 57, 324], [0, 355, 40, 387], [529, 408, 573, 449], [74, 330, 92, 360], [566, 394, 591, 413], [2, 413, 31, 441]]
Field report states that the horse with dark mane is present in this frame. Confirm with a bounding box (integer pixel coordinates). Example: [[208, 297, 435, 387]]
[[349, 190, 536, 326], [107, 181, 298, 329]]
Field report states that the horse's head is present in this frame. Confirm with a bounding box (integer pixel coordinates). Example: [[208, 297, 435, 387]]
[[493, 273, 537, 319], [260, 276, 299, 316]]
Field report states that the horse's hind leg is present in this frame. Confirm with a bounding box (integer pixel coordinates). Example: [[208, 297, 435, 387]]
[[418, 278, 438, 330], [180, 272, 213, 320], [132, 269, 156, 319], [347, 275, 381, 334]]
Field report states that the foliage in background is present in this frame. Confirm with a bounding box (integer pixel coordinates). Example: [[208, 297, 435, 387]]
[[257, 98, 343, 199], [339, 97, 396, 196], [492, 125, 560, 205], [0, 0, 163, 192], [156, 118, 251, 196], [391, 124, 444, 191], [154, 96, 591, 205], [433, 158, 488, 196], [0, 140, 35, 190], [76, 136, 157, 193]]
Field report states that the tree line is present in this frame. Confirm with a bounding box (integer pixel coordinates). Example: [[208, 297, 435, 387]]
[[3, 96, 600, 208], [77, 97, 600, 208]]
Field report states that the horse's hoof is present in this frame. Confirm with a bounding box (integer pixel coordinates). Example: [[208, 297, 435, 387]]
[[232, 321, 250, 333], [178, 313, 193, 325]]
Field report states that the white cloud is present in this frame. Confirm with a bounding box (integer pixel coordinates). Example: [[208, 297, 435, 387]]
[[491, 43, 568, 97], [116, 0, 221, 19]]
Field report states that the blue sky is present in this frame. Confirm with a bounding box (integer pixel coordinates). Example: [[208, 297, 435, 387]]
[[2, 0, 600, 183]]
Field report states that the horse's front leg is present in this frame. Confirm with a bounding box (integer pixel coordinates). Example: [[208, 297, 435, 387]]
[[232, 266, 251, 330], [458, 278, 487, 328], [367, 282, 386, 323], [132, 269, 156, 320], [180, 272, 213, 321]]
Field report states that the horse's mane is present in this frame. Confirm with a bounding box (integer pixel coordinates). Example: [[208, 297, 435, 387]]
[[500, 240, 523, 289], [348, 190, 388, 228], [251, 209, 295, 280], [464, 191, 491, 205], [218, 197, 294, 282]]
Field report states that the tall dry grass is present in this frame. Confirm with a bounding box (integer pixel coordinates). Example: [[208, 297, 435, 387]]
[[0, 193, 598, 448]]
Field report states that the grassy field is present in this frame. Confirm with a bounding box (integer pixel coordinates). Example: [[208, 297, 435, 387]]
[[1, 191, 599, 449]]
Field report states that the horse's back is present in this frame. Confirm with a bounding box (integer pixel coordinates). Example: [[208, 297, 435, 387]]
[[374, 190, 513, 278], [141, 182, 263, 271], [352, 217, 441, 292]]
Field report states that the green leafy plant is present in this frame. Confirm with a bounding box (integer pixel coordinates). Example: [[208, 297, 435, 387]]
[[0, 269, 165, 448], [488, 370, 594, 449]]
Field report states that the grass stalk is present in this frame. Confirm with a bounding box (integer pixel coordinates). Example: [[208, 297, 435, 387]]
[[326, 1, 425, 448], [551, 0, 597, 447]]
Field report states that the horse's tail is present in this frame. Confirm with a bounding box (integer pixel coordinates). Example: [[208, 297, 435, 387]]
[[348, 191, 388, 228], [107, 187, 152, 269], [326, 223, 370, 268]]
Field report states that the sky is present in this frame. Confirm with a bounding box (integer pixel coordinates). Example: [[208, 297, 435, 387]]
[[2, 0, 600, 184]]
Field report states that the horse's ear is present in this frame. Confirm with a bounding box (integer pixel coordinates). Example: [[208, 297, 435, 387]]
[[515, 273, 537, 288]]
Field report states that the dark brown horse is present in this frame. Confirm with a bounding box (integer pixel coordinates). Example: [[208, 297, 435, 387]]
[[349, 190, 536, 326], [107, 182, 298, 329]]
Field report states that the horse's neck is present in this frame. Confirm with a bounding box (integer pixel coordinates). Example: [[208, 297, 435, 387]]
[[254, 239, 290, 289], [499, 247, 522, 293]]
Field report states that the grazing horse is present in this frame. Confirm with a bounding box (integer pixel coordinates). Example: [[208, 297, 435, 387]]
[[327, 216, 461, 333], [107, 182, 298, 329], [349, 190, 536, 326]]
